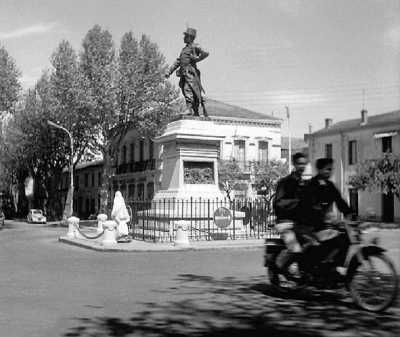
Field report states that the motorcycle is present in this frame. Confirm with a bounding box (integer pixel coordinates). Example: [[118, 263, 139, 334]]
[[264, 221, 398, 312]]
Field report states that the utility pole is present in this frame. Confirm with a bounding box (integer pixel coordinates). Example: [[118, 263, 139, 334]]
[[285, 106, 292, 171]]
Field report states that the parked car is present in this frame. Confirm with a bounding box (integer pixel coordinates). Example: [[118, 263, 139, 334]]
[[27, 209, 47, 224]]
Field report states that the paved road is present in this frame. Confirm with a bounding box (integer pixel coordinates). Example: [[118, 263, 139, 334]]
[[0, 221, 399, 337]]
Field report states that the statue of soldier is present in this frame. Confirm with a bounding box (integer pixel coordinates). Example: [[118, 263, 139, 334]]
[[166, 27, 209, 117]]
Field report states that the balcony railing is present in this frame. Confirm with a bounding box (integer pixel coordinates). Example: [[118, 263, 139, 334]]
[[116, 159, 156, 174]]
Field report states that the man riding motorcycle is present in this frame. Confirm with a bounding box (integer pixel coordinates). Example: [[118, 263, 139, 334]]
[[296, 158, 354, 279], [273, 152, 308, 271]]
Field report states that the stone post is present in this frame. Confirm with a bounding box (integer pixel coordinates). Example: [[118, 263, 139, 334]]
[[174, 220, 190, 247], [97, 214, 107, 233], [67, 216, 80, 239], [102, 220, 117, 245]]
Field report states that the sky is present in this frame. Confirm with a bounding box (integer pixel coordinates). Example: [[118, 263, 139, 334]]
[[0, 0, 399, 137]]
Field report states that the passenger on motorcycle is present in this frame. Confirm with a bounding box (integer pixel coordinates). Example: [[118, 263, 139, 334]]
[[297, 158, 354, 275], [273, 152, 308, 270]]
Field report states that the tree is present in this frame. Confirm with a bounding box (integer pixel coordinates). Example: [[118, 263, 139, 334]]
[[349, 153, 400, 200], [80, 26, 179, 213], [117, 32, 179, 140], [50, 40, 95, 165], [252, 160, 288, 211], [48, 40, 97, 218], [0, 44, 20, 212], [79, 25, 119, 213], [6, 74, 69, 217], [218, 160, 246, 201], [0, 44, 21, 112]]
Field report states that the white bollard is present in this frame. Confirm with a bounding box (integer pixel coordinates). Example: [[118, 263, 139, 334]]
[[97, 214, 107, 233], [174, 220, 190, 247], [67, 216, 80, 239], [102, 220, 117, 245]]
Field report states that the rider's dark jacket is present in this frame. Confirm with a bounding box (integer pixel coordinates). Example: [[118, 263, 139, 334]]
[[274, 172, 307, 222], [297, 175, 352, 232]]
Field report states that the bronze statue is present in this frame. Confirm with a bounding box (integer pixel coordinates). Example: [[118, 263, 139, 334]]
[[166, 27, 209, 117]]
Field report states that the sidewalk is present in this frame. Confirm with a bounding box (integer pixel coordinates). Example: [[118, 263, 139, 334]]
[[59, 235, 266, 253], [58, 220, 400, 253]]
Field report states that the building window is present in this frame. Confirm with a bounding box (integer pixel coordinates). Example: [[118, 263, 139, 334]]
[[147, 182, 154, 200], [98, 172, 102, 187], [258, 141, 268, 163], [349, 188, 358, 216], [382, 136, 392, 153], [91, 173, 95, 187], [75, 175, 79, 189], [128, 184, 135, 199], [85, 198, 90, 215], [137, 183, 144, 200], [149, 139, 154, 159], [122, 145, 127, 164], [84, 173, 89, 188], [90, 199, 95, 214], [130, 143, 135, 162], [325, 143, 333, 158], [139, 139, 144, 161], [281, 148, 288, 160], [348, 140, 357, 165], [78, 197, 83, 214], [233, 140, 246, 162]]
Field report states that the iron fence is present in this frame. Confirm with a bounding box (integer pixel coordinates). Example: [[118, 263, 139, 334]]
[[127, 198, 278, 242]]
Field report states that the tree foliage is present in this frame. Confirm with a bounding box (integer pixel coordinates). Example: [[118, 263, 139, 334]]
[[218, 160, 246, 201], [4, 74, 66, 216], [348, 153, 400, 199], [0, 44, 21, 112], [80, 26, 179, 212], [50, 40, 95, 165], [253, 160, 288, 199], [118, 32, 178, 138]]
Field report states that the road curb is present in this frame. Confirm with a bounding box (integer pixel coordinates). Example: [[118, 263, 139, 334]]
[[58, 236, 265, 253]]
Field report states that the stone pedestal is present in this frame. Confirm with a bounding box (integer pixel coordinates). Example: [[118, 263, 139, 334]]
[[174, 220, 190, 247], [153, 116, 226, 201], [102, 220, 117, 245], [67, 216, 80, 239], [97, 214, 107, 233]]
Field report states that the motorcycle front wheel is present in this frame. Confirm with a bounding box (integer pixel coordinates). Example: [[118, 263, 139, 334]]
[[347, 253, 398, 312]]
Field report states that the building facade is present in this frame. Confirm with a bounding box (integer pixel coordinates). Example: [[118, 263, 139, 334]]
[[308, 109, 400, 222], [60, 160, 104, 218]]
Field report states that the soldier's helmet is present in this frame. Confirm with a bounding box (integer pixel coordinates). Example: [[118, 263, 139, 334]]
[[183, 27, 197, 38]]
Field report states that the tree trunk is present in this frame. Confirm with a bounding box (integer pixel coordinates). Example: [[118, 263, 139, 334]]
[[43, 170, 64, 220], [99, 145, 113, 216]]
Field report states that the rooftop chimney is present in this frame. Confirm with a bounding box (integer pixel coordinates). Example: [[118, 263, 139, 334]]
[[361, 109, 368, 125], [325, 118, 332, 129]]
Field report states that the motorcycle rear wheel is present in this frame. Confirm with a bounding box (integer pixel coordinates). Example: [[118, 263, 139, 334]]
[[347, 253, 398, 312]]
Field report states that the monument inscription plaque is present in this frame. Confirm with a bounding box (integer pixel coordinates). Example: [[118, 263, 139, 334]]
[[183, 161, 214, 184]]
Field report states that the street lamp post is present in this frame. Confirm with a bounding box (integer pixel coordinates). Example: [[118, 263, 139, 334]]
[[47, 120, 74, 219]]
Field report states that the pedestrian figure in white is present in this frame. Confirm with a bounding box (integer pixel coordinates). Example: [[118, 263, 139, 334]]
[[111, 191, 131, 241]]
